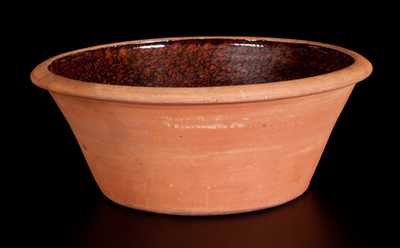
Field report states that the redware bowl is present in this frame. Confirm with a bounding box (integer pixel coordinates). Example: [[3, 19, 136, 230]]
[[31, 37, 372, 215]]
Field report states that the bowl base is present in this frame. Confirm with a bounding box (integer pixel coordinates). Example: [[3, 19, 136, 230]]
[[102, 187, 310, 216]]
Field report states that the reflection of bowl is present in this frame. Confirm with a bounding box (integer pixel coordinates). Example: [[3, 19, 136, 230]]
[[31, 37, 372, 215], [82, 191, 348, 247]]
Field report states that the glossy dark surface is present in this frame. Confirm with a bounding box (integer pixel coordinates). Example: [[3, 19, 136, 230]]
[[58, 189, 364, 248], [49, 39, 353, 87], [26, 181, 382, 248]]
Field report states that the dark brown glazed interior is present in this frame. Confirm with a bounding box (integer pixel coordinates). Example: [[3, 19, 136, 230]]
[[49, 39, 354, 87]]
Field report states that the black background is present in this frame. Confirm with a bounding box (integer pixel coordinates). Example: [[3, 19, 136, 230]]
[[6, 3, 397, 247]]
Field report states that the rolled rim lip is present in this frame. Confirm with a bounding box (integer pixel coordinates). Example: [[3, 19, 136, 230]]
[[31, 36, 373, 104]]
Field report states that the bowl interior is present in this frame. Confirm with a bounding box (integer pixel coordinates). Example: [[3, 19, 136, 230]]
[[49, 39, 354, 87]]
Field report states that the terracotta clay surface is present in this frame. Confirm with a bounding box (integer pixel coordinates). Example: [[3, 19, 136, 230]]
[[31, 37, 372, 215]]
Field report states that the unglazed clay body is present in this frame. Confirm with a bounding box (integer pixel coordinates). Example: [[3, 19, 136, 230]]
[[31, 37, 372, 215]]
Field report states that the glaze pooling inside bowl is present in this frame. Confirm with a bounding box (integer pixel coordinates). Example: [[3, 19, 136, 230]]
[[49, 39, 354, 87]]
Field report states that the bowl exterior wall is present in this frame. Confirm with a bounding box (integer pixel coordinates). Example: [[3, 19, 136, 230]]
[[51, 85, 354, 215]]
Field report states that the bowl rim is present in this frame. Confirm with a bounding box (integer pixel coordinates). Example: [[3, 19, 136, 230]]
[[31, 36, 373, 104]]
